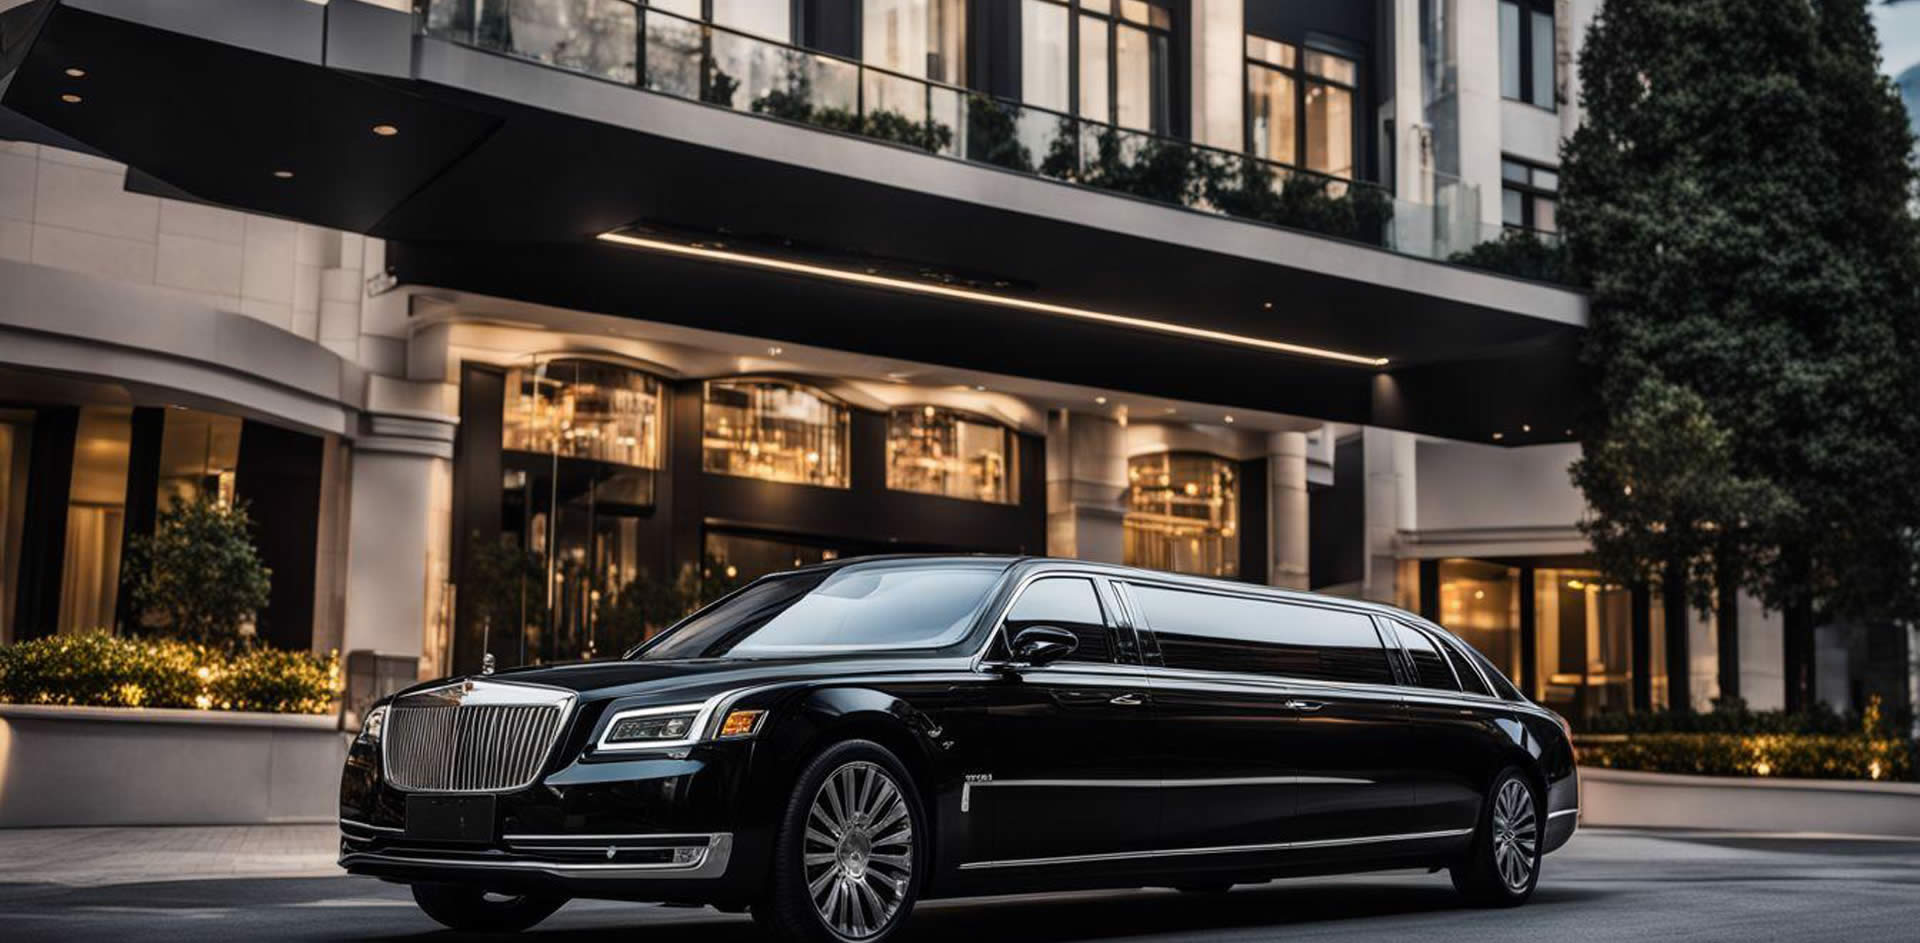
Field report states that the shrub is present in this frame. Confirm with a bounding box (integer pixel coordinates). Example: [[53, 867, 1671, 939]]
[[1448, 228, 1575, 283], [0, 633, 340, 715], [1575, 732, 1912, 782], [122, 495, 272, 643]]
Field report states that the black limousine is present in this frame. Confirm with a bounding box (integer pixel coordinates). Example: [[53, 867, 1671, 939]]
[[340, 556, 1577, 940]]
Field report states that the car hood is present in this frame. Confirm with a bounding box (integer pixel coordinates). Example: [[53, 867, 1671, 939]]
[[394, 653, 969, 707]]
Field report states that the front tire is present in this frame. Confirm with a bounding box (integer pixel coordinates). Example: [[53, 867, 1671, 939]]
[[757, 740, 926, 942], [1449, 767, 1542, 907], [409, 882, 567, 932]]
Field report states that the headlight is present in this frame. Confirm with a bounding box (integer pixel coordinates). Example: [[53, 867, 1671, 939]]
[[601, 703, 706, 749], [358, 704, 388, 743]]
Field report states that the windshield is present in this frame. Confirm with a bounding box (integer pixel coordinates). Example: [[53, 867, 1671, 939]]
[[633, 562, 1004, 660]]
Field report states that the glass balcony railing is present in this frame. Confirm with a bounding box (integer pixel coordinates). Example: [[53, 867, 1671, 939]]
[[424, 0, 1531, 270]]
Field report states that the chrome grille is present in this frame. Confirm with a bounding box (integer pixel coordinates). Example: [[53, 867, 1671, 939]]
[[384, 694, 569, 793]]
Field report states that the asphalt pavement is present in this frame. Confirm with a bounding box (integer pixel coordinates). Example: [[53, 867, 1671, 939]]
[[1, 826, 1915, 942]]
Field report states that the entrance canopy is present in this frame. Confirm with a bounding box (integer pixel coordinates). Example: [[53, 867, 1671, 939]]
[[1, 0, 1588, 444]]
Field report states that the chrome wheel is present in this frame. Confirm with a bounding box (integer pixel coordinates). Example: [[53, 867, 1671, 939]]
[[1490, 777, 1538, 892], [802, 760, 914, 939]]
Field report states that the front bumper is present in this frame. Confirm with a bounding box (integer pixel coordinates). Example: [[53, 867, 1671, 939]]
[[339, 827, 733, 881]]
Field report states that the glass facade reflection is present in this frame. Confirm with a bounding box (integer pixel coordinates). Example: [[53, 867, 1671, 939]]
[[156, 408, 242, 510], [1125, 452, 1238, 578], [1247, 35, 1358, 179], [702, 379, 850, 488], [1437, 558, 1522, 683], [59, 407, 131, 634], [503, 360, 665, 469], [886, 406, 1015, 504], [1536, 568, 1633, 721], [0, 410, 29, 644]]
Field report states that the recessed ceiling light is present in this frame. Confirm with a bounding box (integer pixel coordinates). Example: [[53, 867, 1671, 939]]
[[1223, 415, 1235, 423], [64, 68, 86, 78], [973, 385, 986, 392], [1522, 423, 1532, 432], [59, 93, 81, 104], [272, 170, 294, 179], [595, 232, 1391, 367], [1262, 301, 1273, 310], [1094, 395, 1108, 405], [766, 345, 783, 356], [1492, 432, 1504, 441], [371, 124, 399, 137]]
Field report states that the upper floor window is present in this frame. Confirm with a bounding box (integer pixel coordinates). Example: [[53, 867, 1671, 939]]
[[702, 379, 850, 488], [1021, 0, 1175, 133], [886, 406, 1017, 504], [862, 0, 967, 84], [1501, 157, 1559, 234], [1246, 35, 1358, 179], [503, 360, 666, 469], [1124, 452, 1238, 578], [1499, 0, 1555, 110]]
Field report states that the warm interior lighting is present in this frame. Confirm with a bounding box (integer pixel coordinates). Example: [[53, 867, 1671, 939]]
[[371, 124, 399, 137], [272, 170, 294, 179], [64, 68, 86, 78], [596, 232, 1392, 368]]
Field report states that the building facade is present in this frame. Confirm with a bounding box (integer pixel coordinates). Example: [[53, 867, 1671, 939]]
[[0, 0, 1903, 723]]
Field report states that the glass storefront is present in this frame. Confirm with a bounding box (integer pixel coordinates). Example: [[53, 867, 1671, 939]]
[[0, 410, 30, 643], [1535, 568, 1633, 720], [702, 379, 850, 488], [499, 360, 667, 664], [504, 359, 665, 470], [59, 406, 131, 634], [705, 530, 841, 588], [1124, 452, 1239, 578], [1437, 558, 1523, 683], [156, 408, 242, 510], [886, 406, 1015, 503]]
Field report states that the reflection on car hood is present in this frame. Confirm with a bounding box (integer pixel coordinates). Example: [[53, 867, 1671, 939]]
[[397, 654, 970, 705]]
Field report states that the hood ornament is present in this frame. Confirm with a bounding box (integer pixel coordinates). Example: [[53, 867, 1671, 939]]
[[481, 653, 496, 676]]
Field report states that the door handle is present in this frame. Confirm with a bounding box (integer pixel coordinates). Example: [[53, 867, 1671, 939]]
[[1109, 693, 1146, 707], [1284, 699, 1325, 712]]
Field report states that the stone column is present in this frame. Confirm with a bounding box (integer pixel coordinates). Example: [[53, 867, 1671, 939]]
[[1267, 431, 1310, 589], [340, 378, 457, 677], [1362, 428, 1415, 603], [1044, 410, 1127, 563]]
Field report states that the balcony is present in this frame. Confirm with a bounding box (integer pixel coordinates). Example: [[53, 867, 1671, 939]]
[[423, 0, 1500, 269]]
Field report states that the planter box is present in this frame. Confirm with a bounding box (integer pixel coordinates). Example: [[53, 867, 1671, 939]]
[[0, 703, 347, 827], [1579, 766, 1920, 838]]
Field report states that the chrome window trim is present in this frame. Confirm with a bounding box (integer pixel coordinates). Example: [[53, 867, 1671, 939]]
[[340, 833, 733, 880], [957, 827, 1474, 870]]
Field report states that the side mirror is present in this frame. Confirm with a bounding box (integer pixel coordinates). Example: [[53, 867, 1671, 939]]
[[1008, 626, 1078, 668]]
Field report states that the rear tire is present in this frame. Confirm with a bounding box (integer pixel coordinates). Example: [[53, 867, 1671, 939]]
[[409, 882, 567, 932], [757, 739, 926, 942], [1449, 767, 1542, 907]]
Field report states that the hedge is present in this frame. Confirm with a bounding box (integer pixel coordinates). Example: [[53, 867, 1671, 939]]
[[1575, 732, 1913, 782], [0, 632, 340, 715]]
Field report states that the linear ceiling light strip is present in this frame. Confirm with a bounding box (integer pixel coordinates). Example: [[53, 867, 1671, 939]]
[[595, 232, 1390, 368]]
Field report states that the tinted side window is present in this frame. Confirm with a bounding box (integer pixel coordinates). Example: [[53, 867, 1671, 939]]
[[1130, 586, 1394, 684], [1005, 577, 1111, 663], [1394, 623, 1460, 691], [1439, 639, 1494, 696]]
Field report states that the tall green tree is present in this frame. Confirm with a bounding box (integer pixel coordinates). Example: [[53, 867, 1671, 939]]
[[1563, 0, 1920, 711], [122, 495, 272, 644]]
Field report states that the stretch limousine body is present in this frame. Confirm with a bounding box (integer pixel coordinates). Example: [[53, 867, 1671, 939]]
[[339, 556, 1578, 940]]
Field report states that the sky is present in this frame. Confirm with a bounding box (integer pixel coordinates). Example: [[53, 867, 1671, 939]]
[[1875, 1, 1920, 77]]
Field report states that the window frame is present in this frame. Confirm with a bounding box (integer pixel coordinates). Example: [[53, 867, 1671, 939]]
[[1243, 33, 1362, 180], [1498, 0, 1556, 112], [1500, 155, 1559, 235], [1020, 0, 1182, 134], [883, 404, 1020, 505], [699, 376, 853, 489]]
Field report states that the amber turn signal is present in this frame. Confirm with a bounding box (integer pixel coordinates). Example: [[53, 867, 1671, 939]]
[[719, 710, 765, 738]]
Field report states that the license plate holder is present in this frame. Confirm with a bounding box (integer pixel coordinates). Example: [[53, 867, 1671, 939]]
[[405, 795, 497, 843]]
